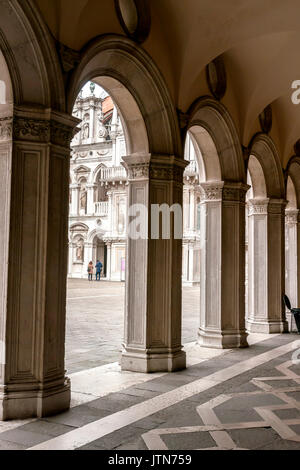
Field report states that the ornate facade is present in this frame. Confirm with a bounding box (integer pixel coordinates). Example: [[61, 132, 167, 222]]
[[68, 83, 201, 284]]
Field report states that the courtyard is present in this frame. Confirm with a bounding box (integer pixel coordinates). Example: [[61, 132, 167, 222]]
[[66, 279, 199, 374]]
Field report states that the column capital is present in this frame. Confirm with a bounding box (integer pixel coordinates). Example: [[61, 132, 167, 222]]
[[247, 198, 269, 216], [223, 182, 250, 202], [268, 198, 287, 215], [0, 116, 13, 142], [12, 107, 80, 148], [122, 153, 151, 180], [150, 156, 188, 183], [285, 208, 299, 224], [199, 181, 224, 202]]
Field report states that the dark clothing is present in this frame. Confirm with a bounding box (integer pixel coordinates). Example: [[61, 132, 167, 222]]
[[96, 271, 101, 281], [95, 261, 103, 273], [88, 273, 93, 281]]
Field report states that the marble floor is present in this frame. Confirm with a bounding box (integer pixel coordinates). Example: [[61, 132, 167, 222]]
[[65, 279, 200, 373], [0, 333, 299, 450]]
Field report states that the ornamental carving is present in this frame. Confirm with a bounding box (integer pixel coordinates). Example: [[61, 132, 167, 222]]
[[150, 164, 184, 183], [125, 162, 150, 180], [268, 200, 287, 215], [223, 184, 248, 202], [14, 117, 49, 141], [0, 117, 12, 141], [247, 199, 269, 216], [13, 116, 77, 147], [199, 183, 224, 202], [285, 209, 299, 224]]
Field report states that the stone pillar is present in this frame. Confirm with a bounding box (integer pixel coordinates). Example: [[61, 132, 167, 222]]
[[105, 241, 112, 280], [247, 199, 269, 332], [198, 182, 249, 349], [285, 209, 299, 330], [121, 154, 187, 372], [0, 107, 79, 420], [247, 198, 288, 333], [69, 183, 79, 216], [86, 183, 96, 215]]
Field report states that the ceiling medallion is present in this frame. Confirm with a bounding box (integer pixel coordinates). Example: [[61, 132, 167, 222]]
[[115, 0, 151, 44], [294, 139, 300, 156], [206, 57, 227, 101], [259, 105, 272, 134]]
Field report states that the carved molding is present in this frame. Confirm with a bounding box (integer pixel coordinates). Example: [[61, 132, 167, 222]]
[[13, 116, 78, 147], [0, 117, 12, 142], [199, 181, 224, 201], [223, 183, 250, 202], [247, 198, 269, 216], [150, 163, 184, 183], [268, 199, 287, 215], [285, 209, 299, 224]]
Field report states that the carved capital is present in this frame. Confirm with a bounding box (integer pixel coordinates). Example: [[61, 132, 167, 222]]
[[268, 199, 287, 215], [0, 117, 12, 142], [13, 111, 80, 148], [247, 198, 269, 216], [150, 157, 187, 183], [223, 183, 250, 202], [285, 209, 299, 224], [13, 117, 49, 142], [122, 154, 151, 180], [199, 181, 224, 202]]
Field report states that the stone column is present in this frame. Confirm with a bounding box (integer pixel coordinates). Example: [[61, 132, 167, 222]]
[[246, 199, 269, 332], [105, 241, 112, 280], [285, 209, 299, 330], [198, 182, 249, 349], [0, 107, 79, 420], [121, 154, 187, 372], [86, 183, 96, 215], [69, 183, 79, 216], [264, 199, 288, 333]]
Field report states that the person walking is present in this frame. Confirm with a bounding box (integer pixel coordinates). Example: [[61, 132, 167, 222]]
[[87, 261, 94, 281], [95, 260, 103, 281]]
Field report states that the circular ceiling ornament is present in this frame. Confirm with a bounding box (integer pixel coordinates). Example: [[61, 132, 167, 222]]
[[294, 139, 300, 156], [115, 0, 151, 44], [259, 105, 272, 134], [206, 57, 227, 100]]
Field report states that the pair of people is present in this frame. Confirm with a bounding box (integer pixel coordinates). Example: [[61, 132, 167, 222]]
[[87, 260, 103, 281]]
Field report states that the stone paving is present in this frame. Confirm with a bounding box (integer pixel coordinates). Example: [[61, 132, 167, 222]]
[[0, 333, 299, 450], [0, 280, 299, 450], [66, 278, 199, 374]]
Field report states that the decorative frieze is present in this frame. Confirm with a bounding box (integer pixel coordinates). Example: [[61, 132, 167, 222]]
[[223, 183, 249, 202], [199, 181, 224, 202], [0, 117, 12, 141], [268, 199, 287, 215], [285, 209, 299, 225], [247, 198, 269, 216]]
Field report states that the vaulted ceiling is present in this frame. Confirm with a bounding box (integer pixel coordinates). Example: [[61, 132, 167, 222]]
[[34, 0, 300, 166]]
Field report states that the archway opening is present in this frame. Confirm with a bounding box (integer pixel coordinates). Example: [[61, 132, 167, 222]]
[[285, 175, 299, 331], [66, 80, 129, 374]]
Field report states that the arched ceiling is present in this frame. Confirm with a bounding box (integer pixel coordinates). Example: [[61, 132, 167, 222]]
[[34, 0, 300, 166]]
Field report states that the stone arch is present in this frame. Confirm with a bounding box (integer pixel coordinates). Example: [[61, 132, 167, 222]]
[[287, 158, 300, 209], [67, 35, 182, 157], [0, 0, 64, 110], [248, 134, 285, 199], [92, 163, 108, 184], [247, 155, 267, 199], [187, 96, 246, 183]]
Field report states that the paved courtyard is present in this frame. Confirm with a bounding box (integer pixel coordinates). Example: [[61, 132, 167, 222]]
[[66, 279, 199, 374]]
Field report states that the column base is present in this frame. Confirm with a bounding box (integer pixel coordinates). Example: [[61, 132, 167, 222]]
[[197, 328, 249, 349], [0, 378, 70, 421], [246, 319, 289, 334], [121, 348, 186, 373]]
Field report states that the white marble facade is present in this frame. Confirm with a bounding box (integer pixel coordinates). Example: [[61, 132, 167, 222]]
[[68, 83, 201, 283]]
